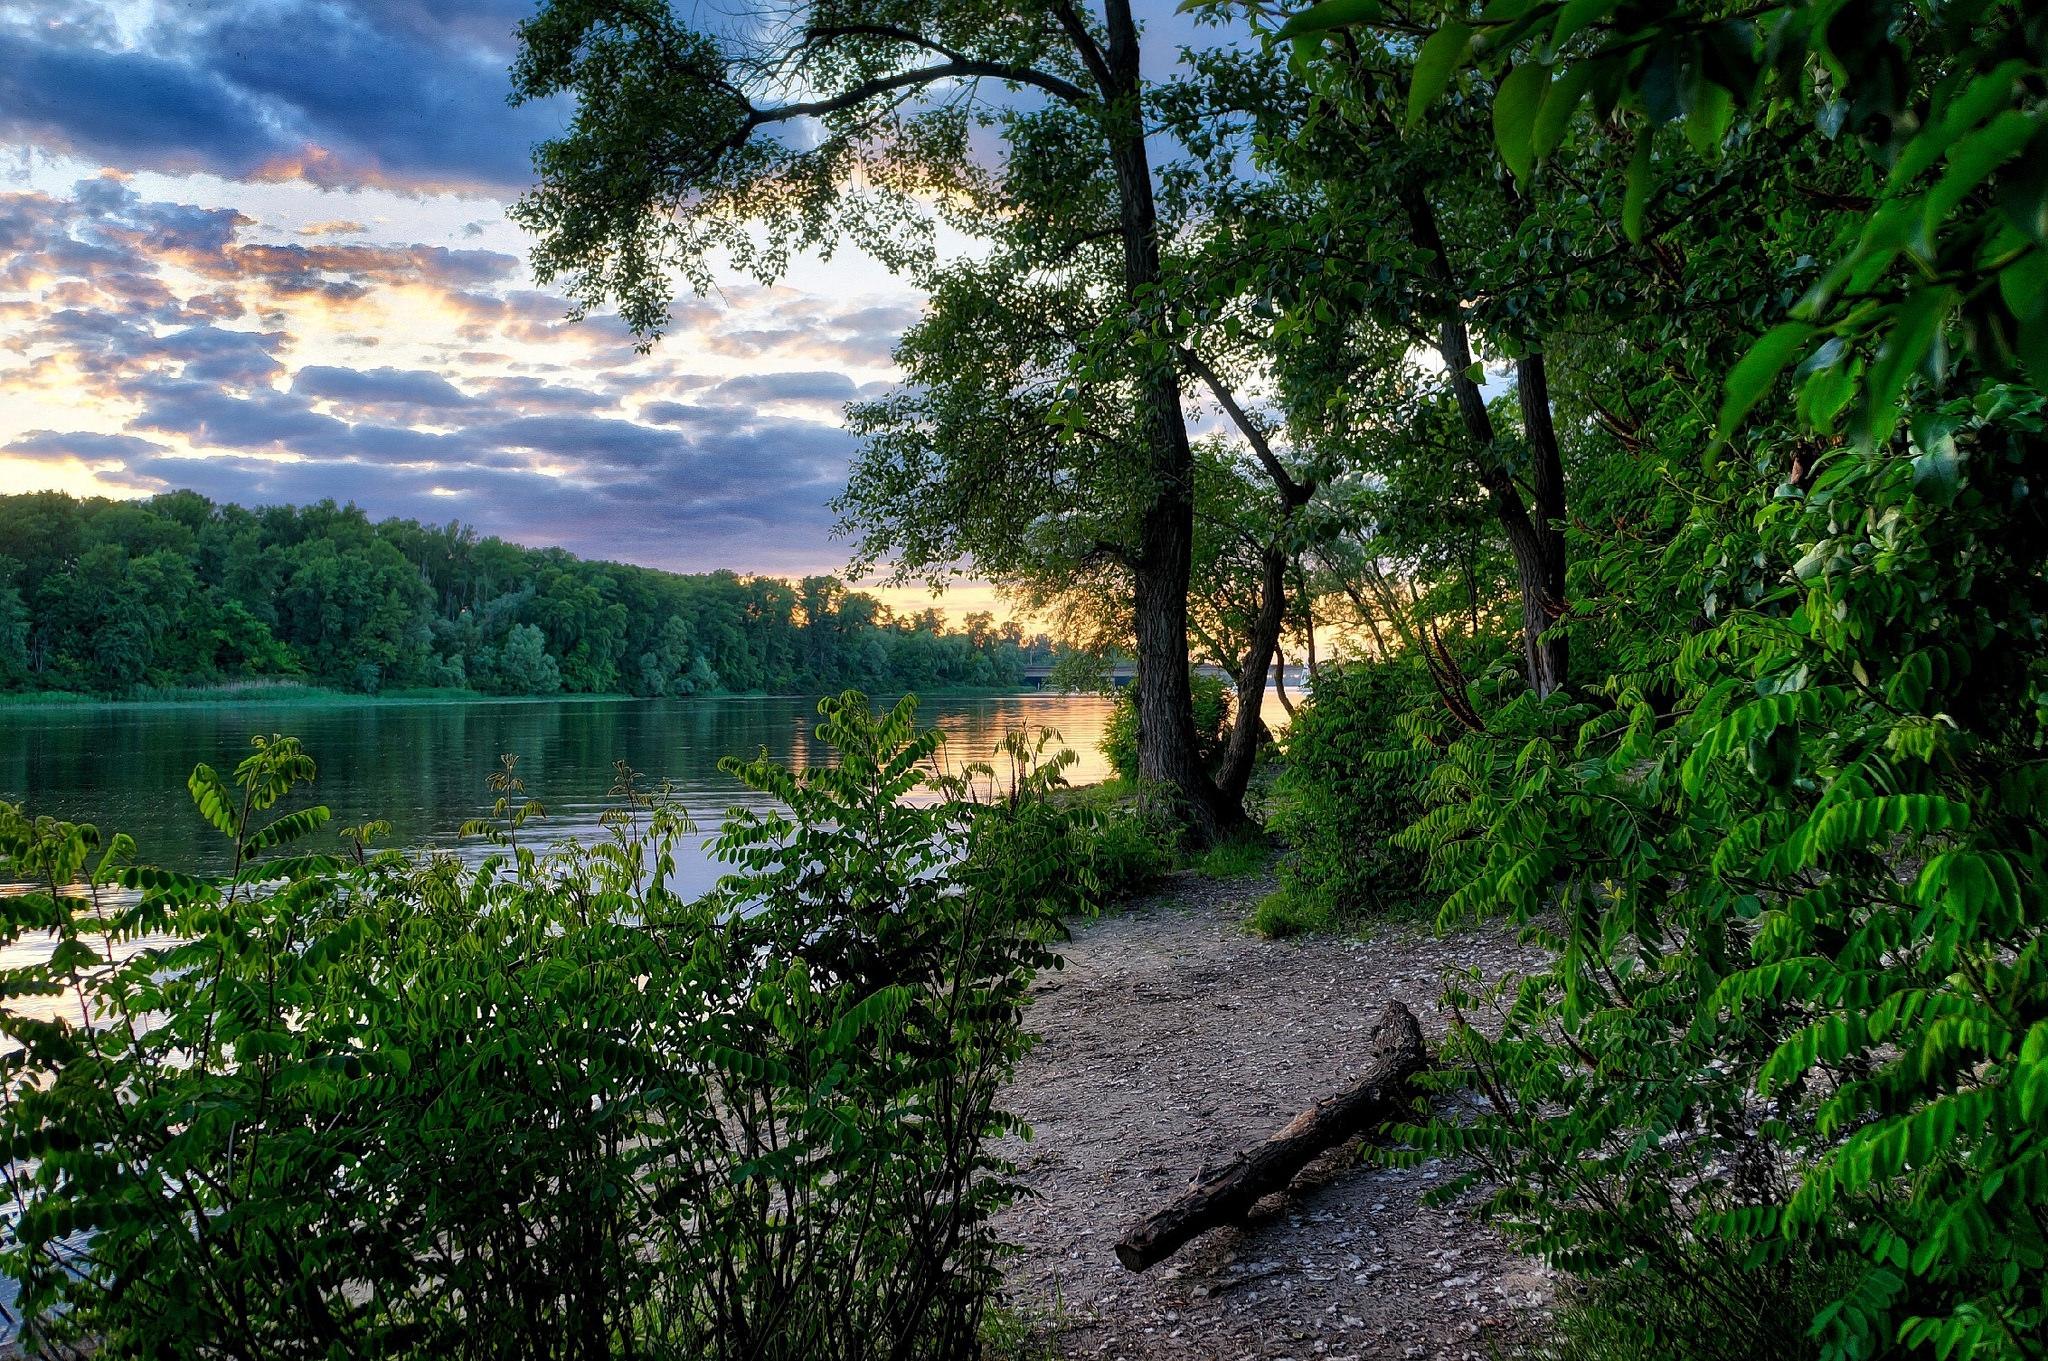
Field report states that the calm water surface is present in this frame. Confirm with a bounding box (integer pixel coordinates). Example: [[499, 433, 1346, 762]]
[[0, 692, 1120, 898]]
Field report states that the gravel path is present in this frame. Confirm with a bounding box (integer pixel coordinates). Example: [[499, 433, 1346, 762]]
[[993, 871, 1558, 1360]]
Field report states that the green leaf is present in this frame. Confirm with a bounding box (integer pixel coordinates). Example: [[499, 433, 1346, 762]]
[[1920, 109, 2038, 247], [1407, 23, 1472, 131], [1716, 322, 1816, 438], [1996, 247, 2048, 322], [242, 807, 333, 854], [1550, 0, 1619, 48], [1276, 0, 1382, 38], [1863, 286, 1956, 447], [188, 764, 240, 838], [1531, 61, 1597, 162], [1621, 129, 1652, 243], [1888, 61, 2028, 188], [2019, 309, 2048, 388], [1494, 62, 1550, 184], [1911, 428, 1961, 506], [1684, 82, 1734, 158]]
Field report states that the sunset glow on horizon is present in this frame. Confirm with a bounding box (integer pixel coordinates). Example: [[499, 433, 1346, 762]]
[[0, 1, 1029, 618]]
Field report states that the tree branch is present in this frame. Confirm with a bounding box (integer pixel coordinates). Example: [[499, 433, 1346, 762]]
[[750, 58, 1091, 129], [1046, 1, 1117, 95], [794, 24, 1093, 107], [1179, 348, 1313, 507]]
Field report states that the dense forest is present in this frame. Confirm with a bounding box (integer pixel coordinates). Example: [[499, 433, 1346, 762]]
[[0, 491, 1057, 697]]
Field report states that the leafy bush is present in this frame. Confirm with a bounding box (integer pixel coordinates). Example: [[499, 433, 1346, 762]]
[[1099, 670, 1229, 784], [1264, 659, 1431, 929], [1400, 347, 2048, 1358], [0, 693, 1088, 1360], [1063, 785, 1178, 901], [1397, 371, 2048, 1359], [1258, 3, 2048, 1355]]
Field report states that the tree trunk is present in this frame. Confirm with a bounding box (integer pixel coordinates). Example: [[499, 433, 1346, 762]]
[[1102, 0, 1237, 839], [1115, 1002, 1427, 1271], [1514, 354, 1569, 697], [1215, 543, 1287, 808], [1401, 188, 1568, 698]]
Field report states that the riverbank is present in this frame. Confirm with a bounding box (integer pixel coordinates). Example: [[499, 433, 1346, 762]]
[[995, 869, 1556, 1360], [0, 682, 1052, 711]]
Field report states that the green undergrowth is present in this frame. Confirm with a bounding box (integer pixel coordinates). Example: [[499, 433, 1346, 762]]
[[1540, 1254, 1863, 1361], [1191, 835, 1275, 879], [1245, 889, 1324, 940], [0, 693, 1094, 1360], [976, 1301, 1065, 1361], [1059, 780, 1281, 906]]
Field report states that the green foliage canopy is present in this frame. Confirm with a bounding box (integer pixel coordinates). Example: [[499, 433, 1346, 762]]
[[0, 492, 1055, 697]]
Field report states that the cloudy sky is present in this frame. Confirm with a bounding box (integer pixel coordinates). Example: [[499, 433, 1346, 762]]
[[0, 0, 1018, 585]]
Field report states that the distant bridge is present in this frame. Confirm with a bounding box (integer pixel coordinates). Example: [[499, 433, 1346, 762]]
[[1020, 663, 1137, 689]]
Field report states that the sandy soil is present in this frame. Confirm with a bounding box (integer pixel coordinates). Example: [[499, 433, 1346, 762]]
[[993, 871, 1558, 1361]]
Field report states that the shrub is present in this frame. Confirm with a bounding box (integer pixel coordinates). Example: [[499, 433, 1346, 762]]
[[1264, 659, 1431, 928], [1099, 670, 1229, 784], [1395, 394, 2048, 1360], [1077, 794, 1179, 901], [0, 693, 1086, 1360]]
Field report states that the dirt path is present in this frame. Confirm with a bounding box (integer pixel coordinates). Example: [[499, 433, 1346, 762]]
[[994, 871, 1558, 1361]]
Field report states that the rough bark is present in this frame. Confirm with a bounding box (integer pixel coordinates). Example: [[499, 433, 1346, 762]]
[[1513, 353, 1569, 696], [1097, 0, 1239, 839], [1114, 1002, 1428, 1271]]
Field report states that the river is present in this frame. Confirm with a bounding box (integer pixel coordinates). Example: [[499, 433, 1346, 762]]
[[0, 691, 1124, 899]]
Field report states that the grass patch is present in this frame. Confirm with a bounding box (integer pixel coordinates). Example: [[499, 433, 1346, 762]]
[[1190, 835, 1274, 879], [0, 690, 99, 707], [1243, 883, 1414, 940], [1053, 777, 1139, 810], [1247, 889, 1327, 939], [977, 1301, 1064, 1361]]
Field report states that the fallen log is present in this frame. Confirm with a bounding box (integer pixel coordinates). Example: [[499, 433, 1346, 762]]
[[1114, 1000, 1427, 1271]]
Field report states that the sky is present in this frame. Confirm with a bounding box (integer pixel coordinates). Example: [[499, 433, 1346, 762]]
[[0, 0, 1209, 609]]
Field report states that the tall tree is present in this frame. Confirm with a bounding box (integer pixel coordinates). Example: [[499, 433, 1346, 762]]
[[510, 0, 1243, 835]]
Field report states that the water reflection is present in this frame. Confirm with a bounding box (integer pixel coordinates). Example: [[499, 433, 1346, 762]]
[[0, 694, 1121, 898]]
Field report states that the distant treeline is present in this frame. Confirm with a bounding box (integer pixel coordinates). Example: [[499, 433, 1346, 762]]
[[0, 491, 1058, 697]]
